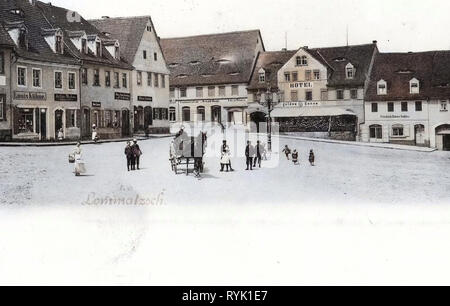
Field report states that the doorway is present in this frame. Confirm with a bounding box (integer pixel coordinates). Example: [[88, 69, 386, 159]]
[[122, 109, 130, 137], [54, 109, 63, 139], [82, 108, 90, 138], [444, 135, 450, 151], [40, 109, 47, 140], [211, 106, 221, 123], [144, 106, 153, 128], [414, 124, 425, 146]]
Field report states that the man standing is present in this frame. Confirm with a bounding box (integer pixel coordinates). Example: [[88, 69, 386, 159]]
[[253, 140, 263, 168], [124, 141, 133, 171], [245, 141, 255, 170], [132, 139, 143, 170]]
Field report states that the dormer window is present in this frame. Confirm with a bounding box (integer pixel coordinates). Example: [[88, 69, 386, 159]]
[[10, 9, 24, 17], [18, 28, 27, 49], [296, 56, 308, 66], [55, 33, 63, 54], [258, 68, 266, 83], [377, 79, 387, 95], [346, 63, 355, 79], [115, 46, 120, 60], [80, 38, 87, 54], [410, 78, 420, 94], [96, 41, 102, 57]]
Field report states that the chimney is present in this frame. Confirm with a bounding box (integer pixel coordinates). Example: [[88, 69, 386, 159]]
[[372, 40, 377, 44], [303, 46, 309, 49], [102, 16, 110, 19], [281, 48, 287, 52]]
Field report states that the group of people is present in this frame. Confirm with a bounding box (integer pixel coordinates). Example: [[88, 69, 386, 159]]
[[282, 145, 315, 166], [124, 139, 143, 171], [244, 140, 265, 171]]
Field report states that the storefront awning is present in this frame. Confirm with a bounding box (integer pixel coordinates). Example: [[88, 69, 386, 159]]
[[271, 107, 356, 118]]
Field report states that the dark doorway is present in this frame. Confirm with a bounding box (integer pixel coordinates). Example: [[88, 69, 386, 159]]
[[444, 135, 450, 151], [40, 109, 47, 140], [211, 106, 221, 123], [250, 111, 267, 133], [82, 108, 90, 138], [182, 107, 191, 122], [144, 106, 153, 128], [122, 109, 130, 137], [54, 109, 63, 139]]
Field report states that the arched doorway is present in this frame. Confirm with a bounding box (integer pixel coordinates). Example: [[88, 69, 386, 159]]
[[211, 105, 221, 123], [414, 124, 425, 146], [54, 109, 63, 139], [250, 111, 267, 133], [197, 106, 205, 122], [436, 124, 450, 151]]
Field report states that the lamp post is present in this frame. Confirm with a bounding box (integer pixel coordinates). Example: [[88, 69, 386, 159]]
[[266, 84, 273, 152]]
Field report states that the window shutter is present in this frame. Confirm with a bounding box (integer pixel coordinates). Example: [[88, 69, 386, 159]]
[[35, 108, 40, 133], [65, 109, 70, 128], [13, 106, 19, 134], [0, 94, 6, 122]]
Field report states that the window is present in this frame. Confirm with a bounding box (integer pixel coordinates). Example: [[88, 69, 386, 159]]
[[441, 101, 448, 112], [0, 94, 5, 120], [55, 34, 63, 54], [296, 56, 302, 66], [259, 72, 266, 83], [68, 72, 76, 90], [292, 72, 298, 82], [346, 63, 355, 79], [410, 78, 419, 94], [154, 52, 157, 61], [93, 69, 100, 86], [122, 73, 127, 88], [298, 56, 307, 66], [196, 87, 203, 98], [284, 73, 291, 82], [115, 46, 120, 60], [401, 102, 408, 112], [105, 71, 111, 87], [96, 41, 101, 57], [415, 101, 422, 112], [377, 80, 387, 95], [321, 90, 328, 101], [32, 69, 41, 88], [372, 103, 378, 113], [182, 107, 190, 122], [81, 38, 87, 54], [161, 75, 166, 88], [350, 89, 358, 99], [336, 89, 344, 100], [17, 67, 26, 86], [208, 86, 215, 97], [19, 29, 27, 49], [392, 125, 404, 137], [305, 70, 312, 81], [114, 72, 120, 88], [68, 110, 76, 127], [154, 73, 159, 87], [305, 91, 313, 101], [370, 125, 383, 139], [0, 52, 5, 75], [231, 85, 239, 96], [219, 86, 226, 96], [290, 90, 298, 102], [81, 68, 88, 85], [180, 87, 187, 98], [137, 71, 142, 86], [388, 102, 394, 112], [147, 72, 152, 86], [169, 107, 176, 122], [170, 88, 175, 98], [54, 71, 62, 89], [143, 50, 147, 59], [313, 70, 320, 80], [147, 26, 152, 32], [17, 108, 34, 133], [197, 106, 205, 121]]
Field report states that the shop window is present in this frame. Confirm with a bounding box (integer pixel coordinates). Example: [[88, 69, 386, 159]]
[[369, 125, 382, 139], [105, 110, 112, 128], [392, 125, 404, 137], [54, 71, 63, 89], [18, 108, 34, 133]]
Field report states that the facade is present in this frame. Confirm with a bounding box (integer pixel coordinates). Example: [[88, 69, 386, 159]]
[[160, 30, 265, 127], [0, 25, 14, 140], [363, 51, 450, 150], [90, 16, 170, 134], [269, 43, 378, 140], [37, 1, 135, 140], [1, 0, 82, 141]]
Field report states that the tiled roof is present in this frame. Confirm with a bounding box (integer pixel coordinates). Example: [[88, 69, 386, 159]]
[[160, 30, 264, 87], [89, 16, 153, 65], [307, 43, 378, 87], [248, 50, 297, 91], [0, 23, 15, 47], [365, 51, 450, 101], [0, 0, 79, 65], [35, 1, 133, 69]]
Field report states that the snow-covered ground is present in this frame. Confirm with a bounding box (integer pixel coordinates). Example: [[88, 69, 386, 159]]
[[1, 133, 450, 285]]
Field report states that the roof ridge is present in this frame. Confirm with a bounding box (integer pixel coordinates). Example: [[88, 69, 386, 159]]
[[89, 15, 151, 21], [310, 42, 376, 51], [161, 29, 261, 41]]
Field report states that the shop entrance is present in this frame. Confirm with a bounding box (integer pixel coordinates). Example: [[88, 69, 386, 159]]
[[122, 109, 130, 137], [54, 109, 63, 139], [40, 109, 47, 140], [444, 135, 450, 151], [414, 124, 425, 146]]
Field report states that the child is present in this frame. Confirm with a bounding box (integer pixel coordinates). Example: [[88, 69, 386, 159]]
[[57, 128, 64, 141], [282, 145, 291, 160], [291, 149, 299, 165], [309, 149, 315, 166]]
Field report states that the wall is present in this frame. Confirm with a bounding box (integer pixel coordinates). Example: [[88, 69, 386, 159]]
[[0, 49, 12, 140]]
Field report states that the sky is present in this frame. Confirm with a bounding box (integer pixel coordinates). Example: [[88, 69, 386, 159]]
[[48, 0, 450, 53]]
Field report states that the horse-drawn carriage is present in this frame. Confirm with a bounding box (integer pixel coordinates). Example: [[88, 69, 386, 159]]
[[170, 131, 207, 177]]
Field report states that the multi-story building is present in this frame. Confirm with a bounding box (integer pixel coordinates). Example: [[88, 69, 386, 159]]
[[160, 30, 265, 127], [363, 51, 450, 150], [1, 0, 82, 141], [90, 16, 170, 134], [0, 24, 15, 141], [37, 1, 135, 139], [270, 42, 378, 140]]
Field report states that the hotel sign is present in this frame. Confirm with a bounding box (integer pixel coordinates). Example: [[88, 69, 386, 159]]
[[115, 92, 131, 101], [289, 82, 314, 89], [282, 101, 321, 107], [55, 94, 78, 102], [138, 96, 153, 102], [14, 91, 47, 101]]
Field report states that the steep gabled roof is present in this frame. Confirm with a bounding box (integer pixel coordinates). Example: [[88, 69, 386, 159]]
[[0, 0, 79, 65], [36, 1, 133, 69], [248, 50, 297, 91], [0, 23, 15, 47], [307, 43, 378, 87], [89, 16, 151, 64], [365, 51, 450, 101], [160, 30, 264, 87]]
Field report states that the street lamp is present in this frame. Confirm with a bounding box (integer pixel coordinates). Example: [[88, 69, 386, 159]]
[[266, 84, 273, 152]]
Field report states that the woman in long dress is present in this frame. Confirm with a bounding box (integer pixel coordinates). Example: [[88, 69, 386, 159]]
[[73, 142, 86, 176]]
